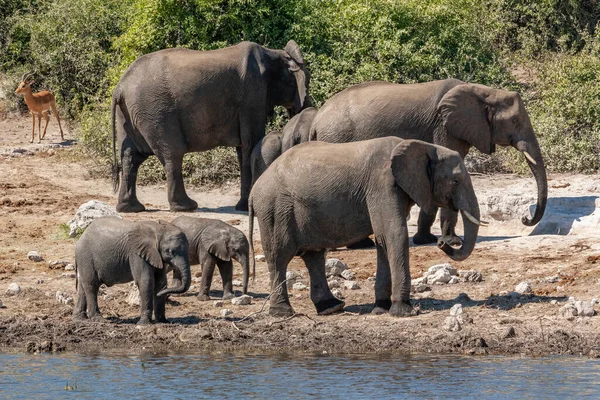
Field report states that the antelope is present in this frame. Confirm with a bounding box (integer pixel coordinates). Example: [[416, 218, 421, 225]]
[[15, 73, 64, 143]]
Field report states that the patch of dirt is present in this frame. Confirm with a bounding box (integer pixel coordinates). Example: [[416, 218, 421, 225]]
[[1, 115, 600, 357]]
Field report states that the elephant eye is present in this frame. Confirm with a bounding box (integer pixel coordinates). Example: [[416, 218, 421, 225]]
[[452, 179, 460, 186]]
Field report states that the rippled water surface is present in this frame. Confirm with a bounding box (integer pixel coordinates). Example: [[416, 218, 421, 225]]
[[1, 353, 599, 398]]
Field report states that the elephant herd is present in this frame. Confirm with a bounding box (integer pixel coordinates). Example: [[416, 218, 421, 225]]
[[73, 39, 548, 323]]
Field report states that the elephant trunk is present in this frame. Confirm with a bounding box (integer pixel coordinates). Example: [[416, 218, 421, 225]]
[[157, 257, 191, 297], [515, 139, 547, 226], [438, 193, 481, 262]]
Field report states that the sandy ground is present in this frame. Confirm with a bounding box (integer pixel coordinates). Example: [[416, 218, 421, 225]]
[[0, 115, 600, 356]]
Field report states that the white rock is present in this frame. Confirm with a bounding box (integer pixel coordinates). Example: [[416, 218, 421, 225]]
[[231, 295, 252, 305], [592, 298, 598, 306], [231, 279, 243, 287], [448, 276, 460, 284], [568, 296, 576, 302], [427, 269, 453, 285], [550, 300, 558, 305], [292, 282, 308, 291], [220, 309, 233, 317], [574, 300, 595, 317], [343, 281, 360, 290], [5, 283, 20, 295], [459, 269, 483, 283], [427, 263, 458, 276], [331, 288, 344, 299], [49, 260, 69, 269], [412, 276, 426, 286], [55, 291, 74, 305], [27, 251, 43, 262], [450, 303, 463, 316], [126, 285, 140, 306], [413, 284, 430, 293], [558, 303, 578, 320], [325, 258, 348, 277], [64, 264, 75, 271], [515, 282, 532, 294], [544, 275, 560, 283], [255, 254, 266, 262], [341, 269, 355, 280], [328, 279, 340, 289], [443, 316, 462, 332], [67, 200, 121, 237], [214, 300, 224, 308], [367, 276, 376, 282]]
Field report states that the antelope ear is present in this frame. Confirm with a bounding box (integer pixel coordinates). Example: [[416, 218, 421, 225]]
[[129, 226, 164, 269], [437, 84, 495, 154], [390, 140, 436, 213], [200, 228, 231, 261]]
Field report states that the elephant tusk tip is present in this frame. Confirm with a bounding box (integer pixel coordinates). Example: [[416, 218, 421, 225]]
[[523, 151, 537, 166], [480, 220, 490, 227]]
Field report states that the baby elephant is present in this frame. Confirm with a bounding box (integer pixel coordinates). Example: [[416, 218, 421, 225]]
[[73, 217, 191, 325], [171, 216, 251, 301]]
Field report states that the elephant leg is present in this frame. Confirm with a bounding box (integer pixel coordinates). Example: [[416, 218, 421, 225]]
[[413, 207, 439, 245], [216, 260, 235, 300], [439, 208, 463, 247], [267, 247, 295, 317], [153, 270, 168, 323], [163, 153, 198, 212], [136, 268, 154, 325], [72, 280, 88, 321], [84, 282, 103, 322], [235, 146, 251, 211], [372, 242, 392, 315], [301, 250, 345, 315], [386, 221, 415, 317], [198, 255, 217, 301], [116, 137, 148, 213]]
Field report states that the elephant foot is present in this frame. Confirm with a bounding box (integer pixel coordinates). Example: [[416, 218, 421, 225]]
[[412, 231, 438, 245], [346, 237, 375, 249], [197, 293, 211, 301], [389, 300, 417, 317], [222, 292, 235, 300], [72, 312, 87, 321], [235, 198, 249, 212], [169, 198, 198, 212], [269, 302, 295, 317], [137, 316, 152, 325], [154, 317, 169, 324], [315, 297, 345, 315], [371, 299, 392, 315], [87, 314, 106, 323], [439, 234, 463, 248], [117, 199, 146, 213]]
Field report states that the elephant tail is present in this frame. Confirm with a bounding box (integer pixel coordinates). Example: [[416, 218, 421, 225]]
[[248, 197, 256, 281], [111, 91, 120, 193]]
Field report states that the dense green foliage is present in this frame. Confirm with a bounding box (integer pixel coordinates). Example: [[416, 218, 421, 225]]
[[1, 0, 599, 182]]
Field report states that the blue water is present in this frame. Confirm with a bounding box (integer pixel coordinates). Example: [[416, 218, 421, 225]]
[[1, 353, 599, 399]]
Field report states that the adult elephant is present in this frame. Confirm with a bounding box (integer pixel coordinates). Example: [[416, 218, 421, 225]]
[[249, 138, 483, 317], [310, 79, 547, 246], [111, 40, 310, 213]]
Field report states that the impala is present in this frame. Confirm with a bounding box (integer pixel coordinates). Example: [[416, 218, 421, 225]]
[[15, 73, 64, 143]]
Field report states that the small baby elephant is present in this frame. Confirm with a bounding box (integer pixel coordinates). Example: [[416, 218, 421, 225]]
[[171, 216, 251, 301], [73, 217, 191, 324]]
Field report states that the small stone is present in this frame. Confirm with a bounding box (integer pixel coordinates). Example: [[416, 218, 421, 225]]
[[64, 264, 75, 271], [292, 282, 307, 291], [214, 300, 224, 308], [367, 276, 376, 282], [568, 296, 576, 302], [220, 309, 233, 317], [328, 279, 340, 289], [325, 258, 348, 277], [286, 271, 300, 283], [343, 281, 360, 290], [35, 279, 44, 284], [515, 282, 532, 294], [231, 295, 252, 306], [0, 299, 5, 308], [255, 254, 266, 262], [448, 276, 460, 284], [231, 279, 243, 287], [48, 260, 69, 269], [126, 285, 140, 306], [544, 275, 560, 283], [413, 284, 431, 293], [550, 299, 558, 305], [27, 251, 43, 262], [331, 288, 344, 299], [459, 269, 483, 283], [556, 286, 565, 292], [592, 298, 598, 306], [450, 304, 463, 316], [501, 326, 516, 339], [60, 273, 76, 279], [574, 300, 595, 317], [341, 269, 355, 280], [5, 283, 20, 296], [55, 291, 74, 305], [443, 316, 461, 332], [558, 303, 578, 320]]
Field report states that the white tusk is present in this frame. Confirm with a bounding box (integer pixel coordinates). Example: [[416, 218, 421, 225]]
[[523, 151, 537, 166], [461, 210, 489, 226]]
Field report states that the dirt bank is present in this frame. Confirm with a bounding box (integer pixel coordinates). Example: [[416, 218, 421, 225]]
[[1, 115, 599, 357]]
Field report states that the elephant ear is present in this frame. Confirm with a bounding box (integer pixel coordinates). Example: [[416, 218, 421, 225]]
[[129, 225, 164, 269], [200, 228, 231, 261], [437, 84, 495, 155], [390, 140, 437, 214], [284, 40, 308, 112]]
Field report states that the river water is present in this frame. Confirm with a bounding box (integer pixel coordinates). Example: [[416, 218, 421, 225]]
[[1, 353, 599, 398]]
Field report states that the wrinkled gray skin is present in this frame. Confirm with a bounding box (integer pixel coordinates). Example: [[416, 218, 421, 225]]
[[251, 107, 317, 185], [310, 79, 547, 246], [251, 131, 282, 187], [249, 137, 482, 317], [112, 40, 310, 213], [73, 217, 191, 325], [170, 216, 251, 301]]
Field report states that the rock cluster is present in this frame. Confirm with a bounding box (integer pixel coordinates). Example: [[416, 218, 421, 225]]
[[558, 298, 596, 320], [55, 291, 74, 305], [325, 258, 348, 277], [413, 264, 483, 288], [443, 303, 472, 332], [67, 200, 121, 238]]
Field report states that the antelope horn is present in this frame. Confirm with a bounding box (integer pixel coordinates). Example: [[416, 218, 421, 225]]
[[21, 72, 33, 83], [523, 151, 537, 166], [461, 210, 489, 227]]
